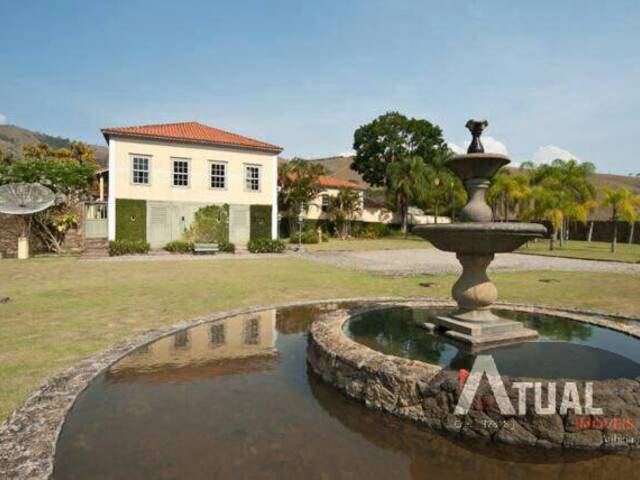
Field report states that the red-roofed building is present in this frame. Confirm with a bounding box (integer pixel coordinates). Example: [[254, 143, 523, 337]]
[[99, 122, 282, 248]]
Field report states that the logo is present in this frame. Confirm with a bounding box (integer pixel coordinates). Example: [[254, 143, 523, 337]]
[[455, 355, 603, 416]]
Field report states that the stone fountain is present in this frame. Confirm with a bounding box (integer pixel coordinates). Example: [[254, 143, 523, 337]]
[[414, 120, 547, 349]]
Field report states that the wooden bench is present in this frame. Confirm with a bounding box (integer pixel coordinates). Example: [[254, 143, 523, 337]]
[[193, 243, 219, 254]]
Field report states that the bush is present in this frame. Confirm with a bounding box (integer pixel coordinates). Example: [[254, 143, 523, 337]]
[[353, 223, 391, 239], [218, 241, 236, 253], [291, 228, 329, 244], [247, 238, 286, 253], [109, 239, 150, 256], [183, 204, 229, 243], [164, 241, 193, 253]]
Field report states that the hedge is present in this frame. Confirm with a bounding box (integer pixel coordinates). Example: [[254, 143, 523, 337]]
[[250, 205, 272, 241], [115, 199, 147, 242]]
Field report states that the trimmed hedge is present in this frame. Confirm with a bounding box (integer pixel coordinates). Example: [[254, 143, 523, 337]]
[[115, 199, 147, 242], [250, 205, 272, 241], [164, 241, 194, 253], [109, 239, 150, 256], [247, 238, 285, 253], [218, 241, 236, 253]]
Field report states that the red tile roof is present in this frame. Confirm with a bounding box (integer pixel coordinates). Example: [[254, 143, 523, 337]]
[[101, 121, 282, 154], [317, 175, 365, 190]]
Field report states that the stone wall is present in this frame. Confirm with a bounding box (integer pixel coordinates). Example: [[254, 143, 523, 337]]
[[307, 306, 640, 451]]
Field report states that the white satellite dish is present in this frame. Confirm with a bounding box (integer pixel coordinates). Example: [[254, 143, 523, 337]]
[[0, 183, 56, 259]]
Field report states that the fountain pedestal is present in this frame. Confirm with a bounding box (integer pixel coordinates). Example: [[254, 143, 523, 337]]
[[415, 120, 546, 350]]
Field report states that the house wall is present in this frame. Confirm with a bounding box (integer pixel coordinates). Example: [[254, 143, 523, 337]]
[[108, 136, 278, 243]]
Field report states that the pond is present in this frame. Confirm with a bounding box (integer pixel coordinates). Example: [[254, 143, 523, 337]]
[[54, 303, 639, 479]]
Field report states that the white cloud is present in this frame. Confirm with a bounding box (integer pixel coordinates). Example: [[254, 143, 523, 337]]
[[461, 136, 509, 156], [338, 150, 355, 157], [532, 145, 579, 164], [0, 113, 6, 125]]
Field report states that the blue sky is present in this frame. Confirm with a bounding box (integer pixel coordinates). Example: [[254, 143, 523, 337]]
[[1, 0, 639, 174]]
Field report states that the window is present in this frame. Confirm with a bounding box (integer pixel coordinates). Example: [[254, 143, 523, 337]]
[[321, 195, 330, 213], [131, 155, 150, 184], [210, 162, 226, 189], [173, 330, 191, 351], [210, 323, 226, 348], [245, 165, 261, 192], [172, 158, 190, 187], [243, 317, 260, 345]]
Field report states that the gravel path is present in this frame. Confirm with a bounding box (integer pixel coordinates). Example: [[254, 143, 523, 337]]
[[304, 249, 640, 276]]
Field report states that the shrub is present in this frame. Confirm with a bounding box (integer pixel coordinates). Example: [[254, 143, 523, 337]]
[[164, 241, 193, 253], [353, 223, 391, 239], [183, 204, 229, 243], [247, 238, 286, 253], [218, 241, 236, 253], [115, 199, 147, 242], [109, 239, 150, 256]]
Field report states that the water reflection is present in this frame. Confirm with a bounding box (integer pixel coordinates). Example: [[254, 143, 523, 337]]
[[346, 307, 640, 379], [109, 310, 279, 383]]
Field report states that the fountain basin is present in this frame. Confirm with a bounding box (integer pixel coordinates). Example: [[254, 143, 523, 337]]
[[414, 222, 547, 254], [446, 153, 510, 181]]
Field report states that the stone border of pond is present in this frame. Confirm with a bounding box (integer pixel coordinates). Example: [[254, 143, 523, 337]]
[[307, 301, 640, 453], [1, 297, 639, 479]]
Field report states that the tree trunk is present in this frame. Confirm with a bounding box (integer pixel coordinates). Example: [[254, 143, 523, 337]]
[[434, 201, 439, 224], [550, 227, 556, 251], [559, 223, 565, 248], [629, 222, 636, 244], [503, 192, 508, 222], [587, 221, 594, 242], [565, 219, 570, 241], [611, 213, 617, 253]]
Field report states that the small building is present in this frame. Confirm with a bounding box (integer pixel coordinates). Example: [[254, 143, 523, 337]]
[[99, 122, 282, 248]]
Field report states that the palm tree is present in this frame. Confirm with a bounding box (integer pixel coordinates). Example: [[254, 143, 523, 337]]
[[386, 156, 429, 235], [487, 169, 530, 221], [422, 149, 463, 223], [327, 188, 362, 239], [278, 158, 325, 237], [601, 188, 640, 253], [525, 185, 565, 250]]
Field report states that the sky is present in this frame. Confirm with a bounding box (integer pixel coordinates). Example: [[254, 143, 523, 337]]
[[1, 0, 639, 174]]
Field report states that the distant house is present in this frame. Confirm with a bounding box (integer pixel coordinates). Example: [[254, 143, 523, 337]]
[[99, 122, 282, 248]]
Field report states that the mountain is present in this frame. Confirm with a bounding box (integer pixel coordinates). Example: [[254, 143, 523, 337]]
[[0, 124, 108, 166]]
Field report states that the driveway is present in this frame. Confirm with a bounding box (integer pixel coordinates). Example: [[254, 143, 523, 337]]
[[304, 249, 640, 276]]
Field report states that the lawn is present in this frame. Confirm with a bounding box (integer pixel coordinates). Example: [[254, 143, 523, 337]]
[[517, 239, 640, 263], [1, 256, 639, 420], [302, 236, 430, 252]]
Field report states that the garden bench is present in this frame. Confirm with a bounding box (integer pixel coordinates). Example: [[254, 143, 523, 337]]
[[193, 243, 219, 254]]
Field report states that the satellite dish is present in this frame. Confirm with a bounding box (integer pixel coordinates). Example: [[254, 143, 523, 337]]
[[0, 183, 55, 215], [0, 183, 56, 260]]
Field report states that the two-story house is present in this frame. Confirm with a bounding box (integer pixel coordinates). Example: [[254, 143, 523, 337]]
[[100, 122, 282, 248]]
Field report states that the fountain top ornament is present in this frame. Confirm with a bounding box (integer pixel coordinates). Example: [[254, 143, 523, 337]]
[[414, 120, 546, 349]]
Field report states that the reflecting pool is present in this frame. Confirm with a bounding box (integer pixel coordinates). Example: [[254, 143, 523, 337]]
[[54, 303, 639, 479]]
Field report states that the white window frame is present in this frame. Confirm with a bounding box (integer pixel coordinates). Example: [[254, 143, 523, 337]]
[[130, 154, 151, 185], [321, 194, 330, 213], [244, 164, 261, 192], [209, 160, 228, 190], [171, 157, 191, 188]]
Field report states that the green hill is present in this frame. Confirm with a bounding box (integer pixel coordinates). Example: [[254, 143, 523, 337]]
[[0, 124, 108, 166]]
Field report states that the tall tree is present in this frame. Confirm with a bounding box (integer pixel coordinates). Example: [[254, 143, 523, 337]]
[[601, 188, 640, 253], [422, 149, 464, 223], [487, 169, 530, 221], [352, 112, 446, 187], [278, 158, 325, 237], [327, 188, 362, 239], [386, 156, 429, 235]]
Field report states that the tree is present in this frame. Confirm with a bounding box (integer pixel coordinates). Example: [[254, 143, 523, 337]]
[[487, 169, 530, 222], [351, 112, 446, 187], [601, 188, 640, 253], [420, 149, 465, 223], [278, 158, 325, 237], [0, 143, 96, 253], [327, 188, 361, 239], [386, 156, 429, 235], [524, 184, 565, 250]]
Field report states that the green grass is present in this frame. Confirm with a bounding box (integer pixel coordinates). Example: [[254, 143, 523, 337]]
[[518, 239, 640, 263], [1, 256, 639, 420], [303, 236, 430, 252]]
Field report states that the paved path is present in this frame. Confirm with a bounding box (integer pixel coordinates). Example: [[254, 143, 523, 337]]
[[304, 249, 640, 276]]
